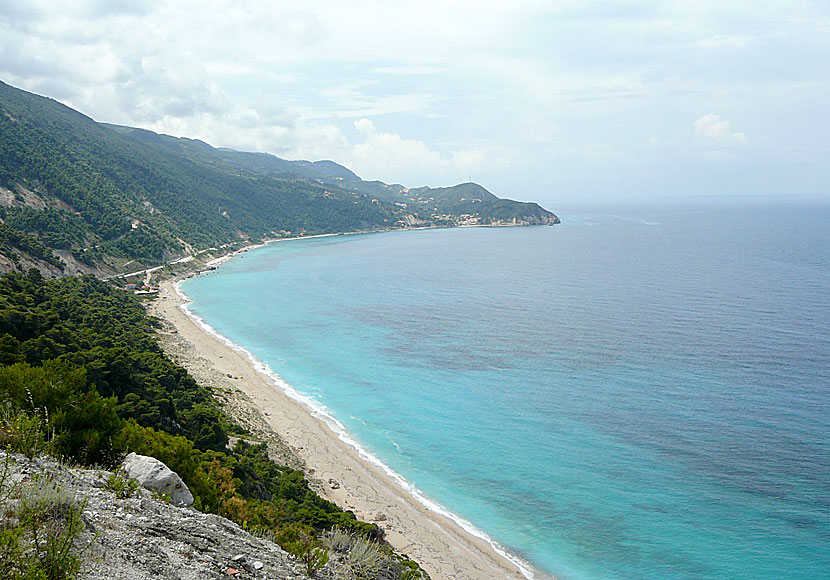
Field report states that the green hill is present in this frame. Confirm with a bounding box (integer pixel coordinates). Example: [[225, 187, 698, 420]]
[[0, 81, 558, 276]]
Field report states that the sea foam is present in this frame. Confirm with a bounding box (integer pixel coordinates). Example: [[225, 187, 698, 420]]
[[173, 281, 542, 580]]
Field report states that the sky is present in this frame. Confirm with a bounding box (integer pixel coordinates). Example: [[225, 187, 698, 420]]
[[1, 0, 829, 206]]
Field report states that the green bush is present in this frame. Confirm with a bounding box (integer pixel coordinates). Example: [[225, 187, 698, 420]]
[[281, 527, 330, 577], [106, 470, 139, 499], [0, 472, 88, 580], [0, 406, 52, 458]]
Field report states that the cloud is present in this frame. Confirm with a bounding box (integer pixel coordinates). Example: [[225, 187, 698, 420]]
[[346, 118, 490, 185], [697, 34, 757, 49], [0, 0, 828, 199], [313, 84, 437, 119], [694, 114, 749, 144], [354, 118, 375, 135]]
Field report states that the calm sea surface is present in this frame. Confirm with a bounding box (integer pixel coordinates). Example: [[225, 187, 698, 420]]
[[181, 200, 830, 580]]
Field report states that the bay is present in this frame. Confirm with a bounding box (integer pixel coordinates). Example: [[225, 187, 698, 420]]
[[181, 200, 830, 580]]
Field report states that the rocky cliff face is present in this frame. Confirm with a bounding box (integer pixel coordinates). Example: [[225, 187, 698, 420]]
[[1, 451, 313, 579]]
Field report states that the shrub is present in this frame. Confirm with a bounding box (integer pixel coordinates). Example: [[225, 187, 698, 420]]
[[0, 405, 52, 458], [346, 534, 404, 580], [322, 525, 354, 553], [346, 536, 385, 579], [105, 470, 139, 499], [0, 474, 88, 580]]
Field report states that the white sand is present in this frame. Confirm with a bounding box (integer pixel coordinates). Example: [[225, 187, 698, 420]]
[[152, 280, 537, 580]]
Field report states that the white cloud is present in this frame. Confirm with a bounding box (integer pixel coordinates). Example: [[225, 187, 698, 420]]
[[346, 118, 491, 185], [694, 114, 749, 144], [697, 34, 757, 48], [0, 0, 828, 199], [354, 118, 375, 135]]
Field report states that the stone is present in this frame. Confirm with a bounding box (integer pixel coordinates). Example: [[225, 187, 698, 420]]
[[122, 452, 194, 507]]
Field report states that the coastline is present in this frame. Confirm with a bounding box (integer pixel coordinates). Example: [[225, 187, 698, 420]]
[[151, 275, 544, 580]]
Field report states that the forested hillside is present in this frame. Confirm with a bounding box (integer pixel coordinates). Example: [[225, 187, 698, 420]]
[[0, 82, 403, 274], [0, 81, 558, 276], [0, 271, 425, 578]]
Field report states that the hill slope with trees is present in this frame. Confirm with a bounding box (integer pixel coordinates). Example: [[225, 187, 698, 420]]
[[0, 271, 426, 578], [0, 81, 558, 277]]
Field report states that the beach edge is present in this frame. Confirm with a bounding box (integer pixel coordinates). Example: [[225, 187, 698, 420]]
[[150, 278, 546, 580]]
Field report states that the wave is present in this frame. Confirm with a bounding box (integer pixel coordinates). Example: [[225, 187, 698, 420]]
[[173, 280, 545, 580]]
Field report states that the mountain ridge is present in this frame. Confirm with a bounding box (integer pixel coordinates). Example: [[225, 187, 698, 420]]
[[0, 80, 559, 277]]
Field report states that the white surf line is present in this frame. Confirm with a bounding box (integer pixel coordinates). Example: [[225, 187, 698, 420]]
[[173, 275, 545, 580]]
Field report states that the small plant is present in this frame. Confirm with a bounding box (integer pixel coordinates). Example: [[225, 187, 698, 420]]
[[346, 536, 385, 579], [106, 470, 139, 499], [342, 534, 407, 580], [322, 525, 354, 553], [17, 478, 78, 523], [399, 565, 429, 580], [283, 530, 330, 577], [0, 475, 88, 580], [0, 405, 52, 458], [302, 545, 330, 577]]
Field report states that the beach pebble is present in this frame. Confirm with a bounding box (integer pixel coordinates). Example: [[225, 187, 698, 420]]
[[253, 561, 264, 570]]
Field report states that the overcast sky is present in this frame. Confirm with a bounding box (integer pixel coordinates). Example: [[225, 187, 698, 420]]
[[1, 1, 828, 205]]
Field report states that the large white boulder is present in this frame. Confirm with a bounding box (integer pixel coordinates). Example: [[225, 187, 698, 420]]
[[122, 452, 194, 507]]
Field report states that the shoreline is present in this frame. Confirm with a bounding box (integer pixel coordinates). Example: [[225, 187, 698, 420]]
[[151, 272, 545, 580]]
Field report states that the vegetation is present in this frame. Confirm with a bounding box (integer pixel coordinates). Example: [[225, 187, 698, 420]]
[[105, 470, 139, 499], [0, 271, 423, 578], [0, 459, 88, 580], [322, 526, 426, 580], [0, 81, 397, 271]]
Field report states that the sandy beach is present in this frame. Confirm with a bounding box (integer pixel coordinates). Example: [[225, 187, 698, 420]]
[[150, 279, 534, 580]]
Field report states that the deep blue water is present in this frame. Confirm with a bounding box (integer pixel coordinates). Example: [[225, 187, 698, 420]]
[[181, 201, 830, 580]]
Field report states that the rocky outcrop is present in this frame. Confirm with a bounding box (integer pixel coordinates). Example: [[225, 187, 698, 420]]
[[122, 452, 194, 507], [1, 451, 310, 580]]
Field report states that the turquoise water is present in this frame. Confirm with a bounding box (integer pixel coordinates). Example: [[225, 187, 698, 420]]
[[181, 201, 830, 580]]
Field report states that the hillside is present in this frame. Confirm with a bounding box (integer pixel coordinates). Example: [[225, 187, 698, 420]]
[[0, 81, 559, 277], [0, 271, 428, 579]]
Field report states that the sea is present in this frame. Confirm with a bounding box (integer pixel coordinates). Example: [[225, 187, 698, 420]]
[[180, 198, 830, 580]]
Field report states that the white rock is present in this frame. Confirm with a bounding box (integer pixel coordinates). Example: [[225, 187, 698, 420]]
[[122, 452, 194, 507]]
